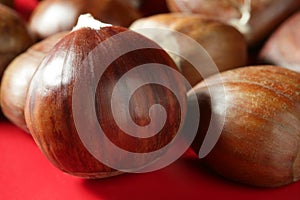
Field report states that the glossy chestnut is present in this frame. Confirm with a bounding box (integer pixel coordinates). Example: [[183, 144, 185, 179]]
[[190, 65, 300, 187], [25, 15, 187, 178], [130, 13, 247, 86], [0, 32, 68, 132]]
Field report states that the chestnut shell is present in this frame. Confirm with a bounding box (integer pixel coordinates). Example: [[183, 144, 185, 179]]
[[124, 0, 169, 16], [166, 0, 300, 46], [29, 0, 141, 39], [259, 11, 300, 73], [0, 32, 68, 133], [190, 66, 300, 187], [0, 4, 34, 78], [25, 26, 187, 178], [130, 13, 247, 86]]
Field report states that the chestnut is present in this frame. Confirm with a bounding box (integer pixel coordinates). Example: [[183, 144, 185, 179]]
[[0, 4, 34, 79], [24, 14, 187, 178], [124, 0, 169, 16], [259, 11, 300, 73], [166, 0, 300, 46], [29, 0, 141, 39], [190, 65, 300, 187], [130, 13, 247, 86], [0, 32, 68, 133]]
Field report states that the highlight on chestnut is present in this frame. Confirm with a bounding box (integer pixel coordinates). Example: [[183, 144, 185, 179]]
[[24, 14, 225, 177]]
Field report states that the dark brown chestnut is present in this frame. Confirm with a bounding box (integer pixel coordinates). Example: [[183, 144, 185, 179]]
[[25, 14, 187, 178], [124, 0, 169, 16], [0, 4, 34, 79], [0, 32, 68, 133], [190, 65, 300, 187]]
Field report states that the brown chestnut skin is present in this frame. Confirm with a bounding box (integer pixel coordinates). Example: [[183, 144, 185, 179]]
[[0, 4, 34, 78], [259, 11, 300, 73], [0, 32, 68, 133], [124, 0, 169, 16], [166, 0, 300, 46], [190, 65, 300, 187], [130, 13, 247, 86], [24, 20, 187, 178], [29, 0, 141, 39]]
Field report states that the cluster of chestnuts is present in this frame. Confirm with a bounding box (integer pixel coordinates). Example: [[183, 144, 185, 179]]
[[0, 0, 299, 188]]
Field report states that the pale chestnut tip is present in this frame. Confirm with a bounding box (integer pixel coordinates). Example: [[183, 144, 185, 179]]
[[72, 13, 112, 32]]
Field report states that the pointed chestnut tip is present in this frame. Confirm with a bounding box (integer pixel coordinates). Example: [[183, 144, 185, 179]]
[[72, 13, 112, 32]]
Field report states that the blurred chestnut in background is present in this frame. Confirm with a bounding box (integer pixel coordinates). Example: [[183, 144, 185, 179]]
[[0, 32, 68, 133], [259, 11, 300, 73], [0, 4, 34, 80], [29, 0, 141, 39], [190, 65, 300, 187], [124, 0, 169, 16], [130, 13, 247, 86], [166, 0, 300, 46]]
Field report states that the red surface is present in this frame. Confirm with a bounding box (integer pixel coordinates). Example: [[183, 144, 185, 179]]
[[1, 118, 300, 200], [1, 0, 300, 199]]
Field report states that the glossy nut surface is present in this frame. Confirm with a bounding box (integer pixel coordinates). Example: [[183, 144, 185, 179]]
[[25, 21, 187, 178], [0, 32, 68, 132], [130, 13, 247, 86], [190, 65, 300, 187]]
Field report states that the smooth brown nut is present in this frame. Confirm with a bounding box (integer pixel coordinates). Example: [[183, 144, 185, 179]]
[[130, 13, 247, 86], [0, 4, 34, 78], [190, 65, 300, 187], [0, 32, 68, 133], [166, 0, 300, 46], [25, 15, 187, 178], [29, 0, 141, 39], [259, 11, 300, 73]]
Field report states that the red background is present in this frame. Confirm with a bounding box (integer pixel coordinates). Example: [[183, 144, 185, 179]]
[[1, 0, 300, 199]]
